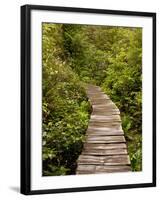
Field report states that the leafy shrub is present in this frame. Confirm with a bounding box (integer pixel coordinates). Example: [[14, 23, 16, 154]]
[[101, 28, 142, 171], [42, 24, 91, 176]]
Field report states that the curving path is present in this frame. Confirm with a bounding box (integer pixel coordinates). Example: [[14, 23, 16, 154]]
[[76, 85, 131, 174]]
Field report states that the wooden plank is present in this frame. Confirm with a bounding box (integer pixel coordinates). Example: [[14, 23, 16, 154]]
[[92, 104, 118, 109], [90, 99, 112, 105], [86, 131, 124, 136], [85, 139, 125, 144], [92, 104, 117, 109], [104, 155, 130, 165], [87, 93, 102, 96], [77, 165, 131, 174], [90, 115, 121, 121], [87, 127, 123, 134], [90, 118, 121, 122], [89, 96, 110, 99], [87, 127, 123, 132], [92, 111, 120, 115], [87, 94, 110, 99], [88, 98, 109, 101], [86, 136, 126, 143], [87, 90, 101, 93], [90, 99, 111, 104], [83, 143, 127, 150], [94, 165, 131, 173], [88, 122, 121, 130], [77, 155, 130, 165], [88, 121, 121, 128], [82, 148, 128, 155], [89, 121, 121, 127], [92, 101, 115, 105], [76, 165, 96, 173], [87, 135, 125, 140], [92, 109, 119, 113], [89, 119, 121, 123], [77, 155, 104, 165]]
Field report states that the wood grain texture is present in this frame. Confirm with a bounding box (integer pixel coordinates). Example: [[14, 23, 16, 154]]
[[82, 148, 128, 155], [76, 85, 131, 174], [77, 155, 130, 165], [84, 143, 127, 150], [77, 165, 131, 174]]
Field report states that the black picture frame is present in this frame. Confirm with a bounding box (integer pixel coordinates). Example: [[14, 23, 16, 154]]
[[21, 4, 156, 195]]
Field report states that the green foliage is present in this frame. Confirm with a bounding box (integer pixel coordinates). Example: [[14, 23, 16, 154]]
[[61, 24, 142, 171], [101, 28, 142, 171], [42, 24, 91, 176], [42, 23, 142, 174]]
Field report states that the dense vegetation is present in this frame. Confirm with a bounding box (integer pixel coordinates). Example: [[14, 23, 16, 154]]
[[42, 23, 142, 175], [42, 24, 91, 175]]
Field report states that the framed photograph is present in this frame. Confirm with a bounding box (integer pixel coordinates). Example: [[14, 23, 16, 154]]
[[21, 4, 156, 195]]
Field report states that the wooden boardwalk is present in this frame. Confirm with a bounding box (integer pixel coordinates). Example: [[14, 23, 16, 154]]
[[76, 85, 131, 174]]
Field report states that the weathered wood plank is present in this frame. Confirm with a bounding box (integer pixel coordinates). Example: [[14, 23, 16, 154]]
[[90, 115, 121, 121], [104, 155, 130, 165], [85, 140, 125, 144], [86, 131, 124, 136], [92, 111, 120, 115], [78, 155, 130, 165], [89, 120, 121, 124], [92, 110, 119, 114], [82, 148, 128, 155], [87, 93, 102, 96], [94, 165, 131, 173], [86, 135, 126, 143], [87, 127, 123, 131], [77, 155, 104, 165], [92, 104, 117, 108], [88, 124, 122, 129], [76, 165, 96, 173], [87, 94, 110, 99], [87, 135, 125, 141], [83, 143, 127, 150], [90, 99, 112, 105], [89, 121, 121, 127], [92, 104, 118, 109], [90, 117, 121, 121], [76, 165, 131, 174], [92, 103, 116, 106]]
